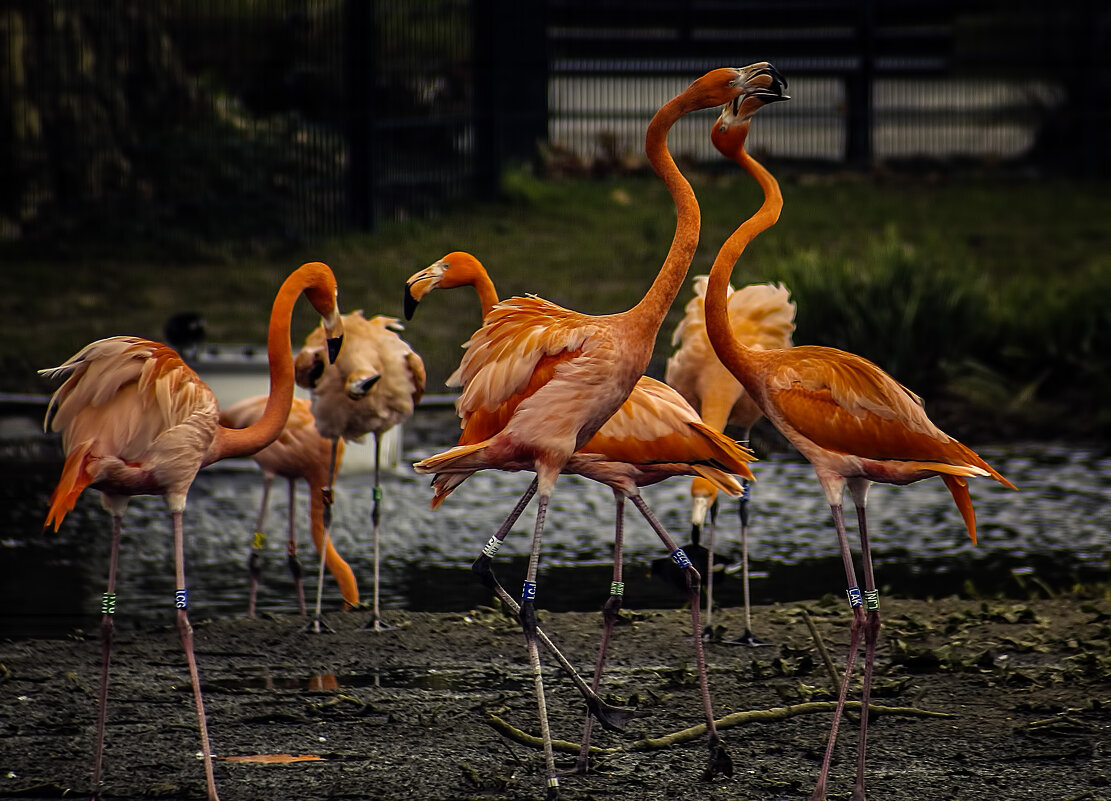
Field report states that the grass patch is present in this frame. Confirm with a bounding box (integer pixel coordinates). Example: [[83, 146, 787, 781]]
[[6, 169, 1110, 441]]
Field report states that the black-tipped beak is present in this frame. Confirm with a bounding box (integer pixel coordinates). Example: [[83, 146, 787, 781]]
[[752, 64, 789, 103], [326, 335, 343, 363], [353, 374, 381, 396], [403, 286, 419, 321]]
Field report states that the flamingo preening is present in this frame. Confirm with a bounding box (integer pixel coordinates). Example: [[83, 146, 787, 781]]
[[405, 251, 756, 771], [219, 395, 359, 617], [294, 310, 425, 631], [412, 64, 789, 797], [666, 276, 795, 641], [41, 262, 344, 801], [702, 86, 1017, 801]]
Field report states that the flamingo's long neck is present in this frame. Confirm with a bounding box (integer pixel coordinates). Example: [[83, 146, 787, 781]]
[[471, 266, 500, 319], [622, 80, 717, 344], [209, 271, 313, 463], [704, 123, 783, 392]]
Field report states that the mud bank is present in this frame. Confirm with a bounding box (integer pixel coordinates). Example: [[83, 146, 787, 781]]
[[2, 597, 1109, 800]]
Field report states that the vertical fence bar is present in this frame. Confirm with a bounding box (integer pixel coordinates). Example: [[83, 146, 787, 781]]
[[344, 0, 374, 230]]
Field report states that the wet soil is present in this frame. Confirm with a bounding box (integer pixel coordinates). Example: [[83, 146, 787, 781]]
[[2, 597, 1109, 801]]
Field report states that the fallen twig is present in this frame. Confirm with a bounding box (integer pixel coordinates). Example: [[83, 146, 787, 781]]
[[800, 607, 840, 689], [485, 701, 953, 753]]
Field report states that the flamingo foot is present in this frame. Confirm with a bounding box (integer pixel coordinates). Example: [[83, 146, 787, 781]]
[[363, 615, 393, 632], [724, 628, 771, 647], [302, 614, 334, 634], [586, 695, 636, 732], [703, 736, 734, 780]]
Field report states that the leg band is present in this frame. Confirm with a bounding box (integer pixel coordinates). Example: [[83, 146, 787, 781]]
[[175, 588, 189, 610], [101, 592, 117, 616], [373, 486, 383, 502], [252, 530, 267, 550], [846, 586, 863, 609], [864, 588, 880, 612], [670, 548, 693, 570], [521, 580, 537, 603], [481, 536, 502, 559], [609, 581, 625, 596]]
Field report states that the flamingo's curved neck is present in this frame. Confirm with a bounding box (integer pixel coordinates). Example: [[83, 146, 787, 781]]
[[624, 87, 707, 336], [471, 268, 500, 318], [704, 128, 783, 391], [210, 272, 313, 463]]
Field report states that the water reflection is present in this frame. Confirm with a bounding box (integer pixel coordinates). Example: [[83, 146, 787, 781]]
[[2, 435, 1107, 639]]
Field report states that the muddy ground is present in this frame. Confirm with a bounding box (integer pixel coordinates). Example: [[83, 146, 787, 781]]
[[2, 596, 1109, 801]]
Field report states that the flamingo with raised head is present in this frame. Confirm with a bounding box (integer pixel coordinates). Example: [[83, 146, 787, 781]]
[[41, 262, 344, 801], [411, 64, 789, 797], [666, 276, 795, 641], [295, 310, 425, 631], [702, 90, 1017, 801], [405, 251, 756, 771], [219, 395, 359, 617]]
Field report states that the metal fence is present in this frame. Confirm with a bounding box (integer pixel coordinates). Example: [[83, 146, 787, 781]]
[[0, 0, 1104, 247]]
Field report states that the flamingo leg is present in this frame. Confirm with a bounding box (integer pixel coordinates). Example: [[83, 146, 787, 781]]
[[519, 483, 560, 799], [630, 494, 732, 779], [575, 491, 627, 773], [92, 513, 122, 794], [247, 475, 273, 618], [851, 500, 880, 801], [730, 477, 768, 646], [286, 477, 306, 616], [366, 432, 389, 631], [704, 496, 716, 632], [471, 479, 635, 734], [171, 510, 220, 801], [309, 438, 341, 634], [811, 503, 867, 801]]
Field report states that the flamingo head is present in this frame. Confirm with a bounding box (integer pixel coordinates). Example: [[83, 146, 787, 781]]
[[404, 251, 485, 320], [345, 371, 381, 400], [690, 476, 720, 527]]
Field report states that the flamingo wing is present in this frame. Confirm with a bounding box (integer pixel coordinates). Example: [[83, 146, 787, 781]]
[[767, 346, 1013, 486], [42, 337, 218, 527], [582, 377, 755, 479], [448, 296, 607, 445]]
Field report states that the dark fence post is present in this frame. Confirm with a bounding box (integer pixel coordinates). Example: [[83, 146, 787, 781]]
[[846, 0, 875, 166], [472, 1, 548, 199], [345, 0, 374, 230]]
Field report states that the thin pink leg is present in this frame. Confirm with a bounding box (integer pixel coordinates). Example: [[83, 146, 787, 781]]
[[851, 502, 881, 801], [811, 503, 866, 801], [576, 492, 626, 773], [91, 514, 123, 794], [172, 510, 220, 801], [472, 479, 634, 732], [247, 475, 273, 618], [631, 494, 732, 779], [285, 477, 306, 616]]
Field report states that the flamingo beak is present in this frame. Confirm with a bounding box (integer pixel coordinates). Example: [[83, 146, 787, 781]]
[[326, 335, 343, 363]]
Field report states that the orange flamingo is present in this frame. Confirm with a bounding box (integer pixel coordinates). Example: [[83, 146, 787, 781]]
[[41, 262, 343, 801], [702, 92, 1017, 800], [666, 276, 795, 641], [294, 310, 425, 631], [412, 64, 788, 796], [219, 395, 359, 617], [405, 251, 756, 771]]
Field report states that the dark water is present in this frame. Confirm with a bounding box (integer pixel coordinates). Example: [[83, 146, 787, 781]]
[[2, 413, 1108, 639]]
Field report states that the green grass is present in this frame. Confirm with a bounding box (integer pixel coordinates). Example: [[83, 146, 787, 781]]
[[6, 169, 1111, 441]]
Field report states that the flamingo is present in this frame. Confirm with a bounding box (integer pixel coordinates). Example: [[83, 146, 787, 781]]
[[702, 89, 1017, 800], [666, 276, 795, 642], [219, 395, 359, 617], [405, 251, 756, 772], [294, 310, 425, 631], [40, 262, 344, 801], [411, 64, 788, 797]]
